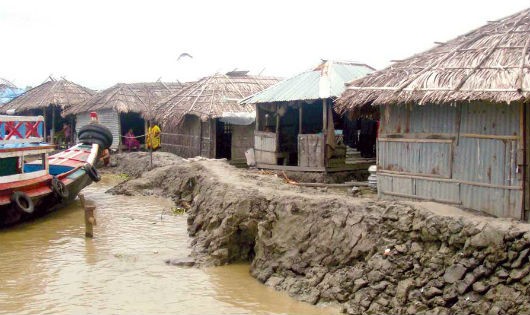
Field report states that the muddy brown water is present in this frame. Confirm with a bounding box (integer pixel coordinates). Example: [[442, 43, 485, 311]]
[[0, 175, 338, 315]]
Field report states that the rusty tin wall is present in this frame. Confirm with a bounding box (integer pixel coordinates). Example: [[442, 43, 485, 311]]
[[378, 102, 523, 219]]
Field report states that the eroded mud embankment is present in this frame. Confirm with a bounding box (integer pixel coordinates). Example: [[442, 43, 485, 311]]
[[109, 152, 530, 315]]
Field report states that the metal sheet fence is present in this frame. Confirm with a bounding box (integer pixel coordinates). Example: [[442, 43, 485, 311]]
[[378, 102, 523, 220]]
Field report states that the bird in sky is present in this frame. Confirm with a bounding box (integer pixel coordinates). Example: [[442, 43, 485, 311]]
[[177, 53, 193, 61]]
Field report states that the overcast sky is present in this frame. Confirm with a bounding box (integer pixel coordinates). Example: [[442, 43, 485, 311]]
[[1, 0, 528, 90]]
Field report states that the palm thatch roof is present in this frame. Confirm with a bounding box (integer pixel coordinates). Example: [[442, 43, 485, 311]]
[[154, 71, 279, 126], [337, 8, 530, 111], [242, 60, 374, 104], [64, 81, 185, 117], [1, 78, 94, 113]]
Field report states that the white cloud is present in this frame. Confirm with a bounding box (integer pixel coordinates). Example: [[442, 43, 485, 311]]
[[0, 0, 528, 90]]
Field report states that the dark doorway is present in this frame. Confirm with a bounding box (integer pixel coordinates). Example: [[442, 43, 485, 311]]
[[278, 105, 300, 166], [120, 112, 145, 145], [215, 119, 232, 159]]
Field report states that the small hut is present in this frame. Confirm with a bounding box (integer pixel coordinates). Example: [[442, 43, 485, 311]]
[[1, 77, 94, 142], [154, 71, 279, 163], [337, 8, 530, 220], [65, 82, 183, 150], [241, 60, 375, 172]]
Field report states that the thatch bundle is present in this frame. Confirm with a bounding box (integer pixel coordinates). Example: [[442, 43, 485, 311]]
[[154, 71, 279, 126], [1, 78, 94, 113], [64, 81, 184, 117], [337, 8, 530, 111]]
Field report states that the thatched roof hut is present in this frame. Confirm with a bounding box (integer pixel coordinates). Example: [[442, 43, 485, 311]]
[[155, 71, 279, 161], [154, 71, 279, 126], [336, 8, 530, 221], [1, 78, 94, 114], [337, 8, 530, 110], [64, 81, 184, 117], [66, 81, 185, 151]]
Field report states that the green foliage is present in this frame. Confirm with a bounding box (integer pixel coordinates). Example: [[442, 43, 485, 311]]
[[171, 206, 186, 215]]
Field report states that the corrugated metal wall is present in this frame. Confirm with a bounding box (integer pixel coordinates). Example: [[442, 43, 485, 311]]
[[378, 102, 523, 220], [75, 109, 120, 150]]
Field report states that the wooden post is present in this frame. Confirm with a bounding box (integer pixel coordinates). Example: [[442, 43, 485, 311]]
[[256, 104, 260, 131], [51, 106, 56, 144], [79, 193, 96, 238], [207, 117, 213, 159], [275, 104, 280, 152], [43, 109, 47, 141], [322, 99, 328, 168], [520, 102, 527, 221], [118, 114, 122, 154], [199, 119, 203, 157], [148, 120, 153, 169], [298, 103, 303, 166], [299, 102, 303, 134], [144, 120, 148, 149]]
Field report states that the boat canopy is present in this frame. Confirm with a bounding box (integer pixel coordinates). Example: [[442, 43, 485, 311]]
[[0, 115, 54, 158]]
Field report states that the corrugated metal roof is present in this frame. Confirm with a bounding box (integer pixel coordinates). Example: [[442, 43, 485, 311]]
[[241, 60, 374, 104]]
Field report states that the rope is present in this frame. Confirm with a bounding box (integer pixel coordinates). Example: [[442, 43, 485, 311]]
[[121, 134, 146, 139]]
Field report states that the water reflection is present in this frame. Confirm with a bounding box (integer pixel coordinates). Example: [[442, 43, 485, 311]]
[[0, 175, 337, 315], [207, 264, 339, 315]]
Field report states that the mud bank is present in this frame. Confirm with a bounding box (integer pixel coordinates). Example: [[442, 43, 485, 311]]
[[110, 152, 530, 315]]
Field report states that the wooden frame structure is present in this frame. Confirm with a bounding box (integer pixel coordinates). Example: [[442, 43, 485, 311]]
[[243, 60, 376, 172], [253, 99, 373, 172]]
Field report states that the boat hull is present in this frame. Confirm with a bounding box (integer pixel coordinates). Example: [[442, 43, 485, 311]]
[[0, 144, 99, 227]]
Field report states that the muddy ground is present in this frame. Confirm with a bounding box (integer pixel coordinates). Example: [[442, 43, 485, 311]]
[[105, 152, 530, 315]]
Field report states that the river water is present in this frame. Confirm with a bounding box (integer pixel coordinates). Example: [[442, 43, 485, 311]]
[[0, 176, 338, 315]]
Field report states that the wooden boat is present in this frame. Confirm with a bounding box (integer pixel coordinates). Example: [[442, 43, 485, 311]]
[[0, 113, 111, 226]]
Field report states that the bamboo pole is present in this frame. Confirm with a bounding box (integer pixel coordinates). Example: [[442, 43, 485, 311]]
[[118, 114, 122, 154], [199, 119, 203, 156], [43, 109, 47, 141], [299, 102, 303, 133], [51, 106, 55, 144], [275, 104, 280, 154], [256, 104, 260, 131], [148, 120, 153, 168]]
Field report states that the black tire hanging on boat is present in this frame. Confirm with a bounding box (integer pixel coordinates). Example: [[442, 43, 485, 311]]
[[11, 191, 34, 214], [78, 131, 108, 148], [84, 164, 101, 182], [78, 123, 113, 144], [78, 123, 113, 150], [51, 177, 69, 200]]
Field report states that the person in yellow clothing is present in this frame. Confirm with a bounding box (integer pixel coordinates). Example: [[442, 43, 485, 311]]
[[146, 124, 161, 151]]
